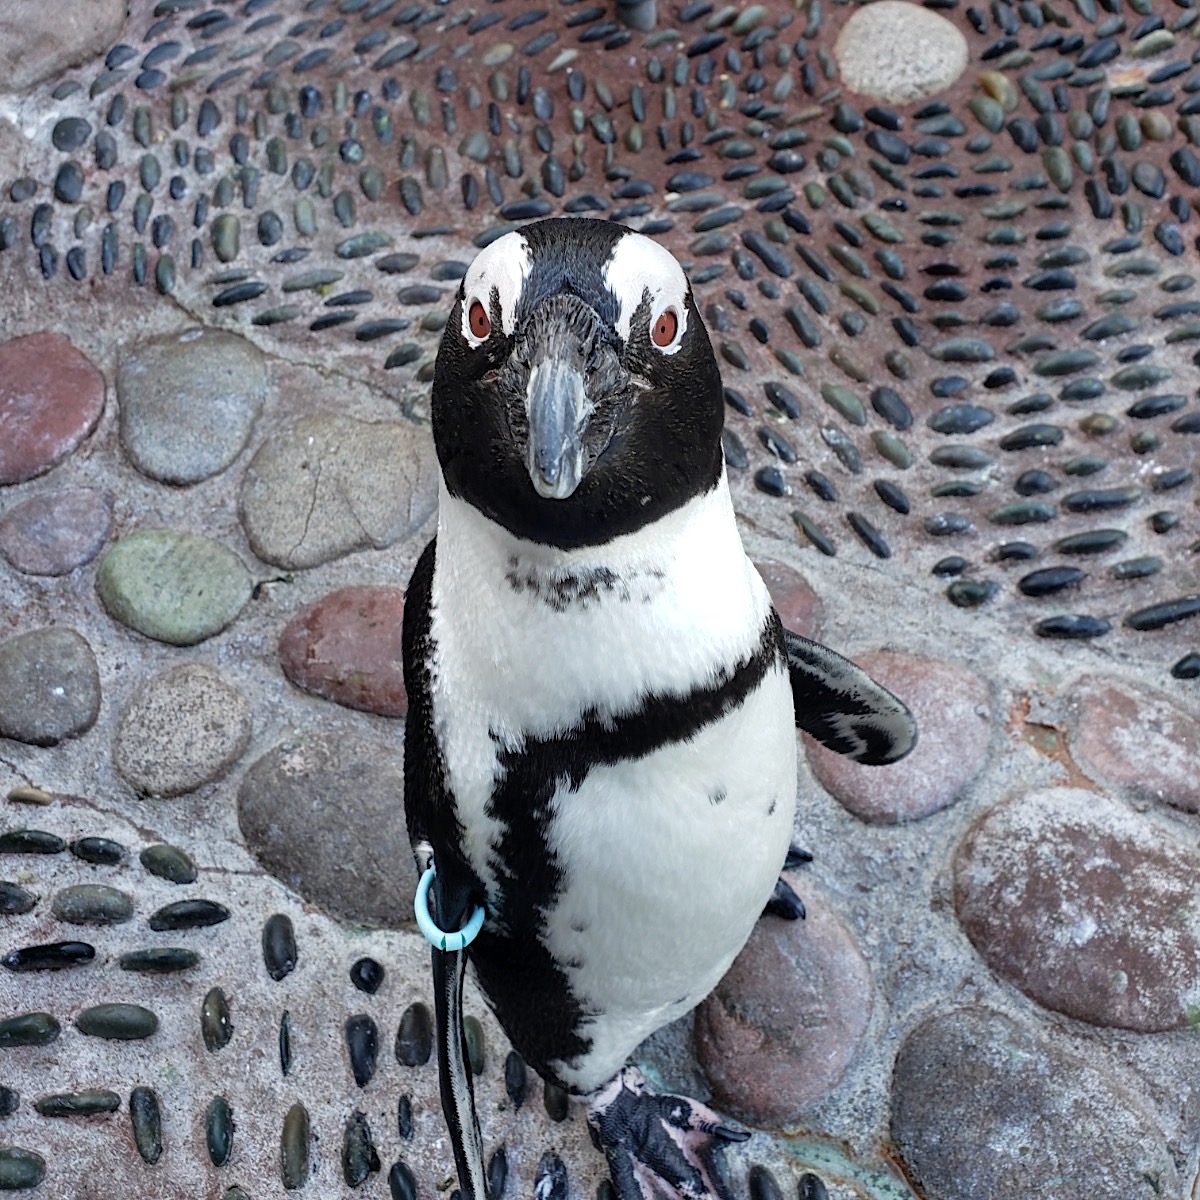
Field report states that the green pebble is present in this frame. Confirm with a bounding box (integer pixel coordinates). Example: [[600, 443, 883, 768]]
[[871, 430, 912, 469], [202, 986, 233, 1051], [862, 212, 903, 243], [155, 254, 175, 295], [1130, 28, 1175, 57], [0, 1013, 60, 1048], [52, 884, 133, 925], [76, 1003, 159, 1041], [820, 383, 866, 425], [1043, 146, 1073, 192], [140, 842, 197, 883], [282, 1103, 310, 1190], [968, 94, 1005, 133], [35, 1089, 121, 1117], [1033, 349, 1101, 376], [96, 531, 252, 647], [211, 213, 240, 263]]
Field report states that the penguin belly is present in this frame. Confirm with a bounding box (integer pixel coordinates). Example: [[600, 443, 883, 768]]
[[540, 662, 797, 1094]]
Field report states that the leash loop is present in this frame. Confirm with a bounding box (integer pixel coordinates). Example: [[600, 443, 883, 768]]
[[415, 865, 485, 952]]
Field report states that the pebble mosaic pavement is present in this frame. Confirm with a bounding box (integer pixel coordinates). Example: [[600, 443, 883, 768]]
[[1, 0, 1200, 1195]]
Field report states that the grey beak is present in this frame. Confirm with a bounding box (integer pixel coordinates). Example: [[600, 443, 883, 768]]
[[526, 357, 591, 500]]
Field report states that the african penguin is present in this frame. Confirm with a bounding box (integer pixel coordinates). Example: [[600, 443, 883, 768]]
[[402, 217, 917, 1200]]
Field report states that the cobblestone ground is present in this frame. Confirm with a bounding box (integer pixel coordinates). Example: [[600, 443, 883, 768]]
[[1, 0, 1199, 1196]]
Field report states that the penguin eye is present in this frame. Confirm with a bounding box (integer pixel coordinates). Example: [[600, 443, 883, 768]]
[[468, 299, 492, 340], [650, 308, 679, 349]]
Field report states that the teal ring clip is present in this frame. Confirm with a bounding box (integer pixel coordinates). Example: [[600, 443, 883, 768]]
[[414, 865, 486, 952]]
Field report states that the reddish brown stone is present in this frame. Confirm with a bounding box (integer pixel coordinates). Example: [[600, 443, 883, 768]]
[[279, 586, 407, 718], [1067, 675, 1200, 814], [0, 333, 106, 485], [694, 885, 872, 1125], [0, 488, 112, 575], [753, 558, 823, 638], [954, 787, 1200, 1032], [806, 651, 991, 823]]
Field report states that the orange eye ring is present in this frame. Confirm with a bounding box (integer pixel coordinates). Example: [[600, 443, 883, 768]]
[[468, 299, 491, 339], [651, 308, 678, 348]]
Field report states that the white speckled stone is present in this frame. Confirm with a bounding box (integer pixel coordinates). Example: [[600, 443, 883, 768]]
[[833, 1, 969, 104], [115, 664, 252, 798]]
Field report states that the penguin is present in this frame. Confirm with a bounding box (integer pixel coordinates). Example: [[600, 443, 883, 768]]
[[402, 217, 917, 1200]]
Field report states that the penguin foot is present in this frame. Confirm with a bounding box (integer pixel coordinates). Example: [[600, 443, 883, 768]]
[[762, 877, 806, 921], [588, 1066, 748, 1200]]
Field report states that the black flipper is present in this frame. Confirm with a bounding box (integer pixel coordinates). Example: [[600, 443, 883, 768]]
[[782, 629, 918, 765], [402, 539, 490, 1200], [431, 878, 489, 1200], [588, 1067, 748, 1200]]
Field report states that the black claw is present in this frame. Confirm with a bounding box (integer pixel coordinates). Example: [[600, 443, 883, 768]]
[[762, 878, 806, 921], [711, 1125, 750, 1144], [784, 844, 814, 870]]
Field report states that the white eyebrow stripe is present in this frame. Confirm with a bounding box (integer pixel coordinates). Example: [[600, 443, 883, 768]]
[[460, 231, 532, 345], [603, 231, 690, 353]]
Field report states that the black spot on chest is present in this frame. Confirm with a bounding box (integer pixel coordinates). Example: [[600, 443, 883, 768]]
[[503, 556, 665, 611]]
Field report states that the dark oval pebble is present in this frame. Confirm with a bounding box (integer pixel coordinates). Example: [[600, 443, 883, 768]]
[[1062, 486, 1143, 512], [0, 1012, 60, 1047], [871, 386, 912, 430], [999, 424, 1064, 451], [874, 480, 910, 515], [202, 986, 233, 1051], [505, 1050, 526, 1109], [1035, 614, 1112, 638], [0, 1150, 45, 1191], [544, 1081, 570, 1122], [1171, 654, 1200, 679], [52, 118, 92, 152], [53, 161, 84, 203], [149, 899, 229, 930], [927, 404, 995, 435], [763, 381, 801, 419], [488, 1146, 509, 1200], [76, 1002, 158, 1041], [263, 913, 298, 982], [139, 843, 197, 883], [1125, 596, 1200, 631], [389, 1160, 417, 1200], [35, 1089, 120, 1117], [350, 957, 385, 994], [1112, 556, 1164, 580], [397, 1094, 413, 1141], [347, 1014, 379, 1087], [0, 882, 36, 915], [130, 1087, 162, 1164], [278, 1009, 292, 1076], [946, 579, 999, 608], [0, 829, 65, 854], [749, 1165, 785, 1200], [1019, 566, 1086, 596], [213, 281, 267, 307], [930, 446, 994, 469], [464, 1014, 485, 1076], [207, 1096, 233, 1166], [69, 836, 126, 865], [1053, 529, 1128, 554], [932, 556, 968, 577], [0, 1087, 16, 1116], [847, 512, 891, 559], [282, 1103, 310, 1189], [120, 947, 199, 974], [343, 1110, 381, 1186], [754, 466, 789, 498], [924, 512, 973, 537], [1128, 393, 1188, 420], [2, 941, 94, 971]]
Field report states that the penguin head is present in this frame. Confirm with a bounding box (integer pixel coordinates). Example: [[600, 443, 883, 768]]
[[432, 218, 724, 549]]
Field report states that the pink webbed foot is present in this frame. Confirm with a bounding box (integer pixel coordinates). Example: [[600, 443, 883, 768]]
[[587, 1067, 749, 1200]]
